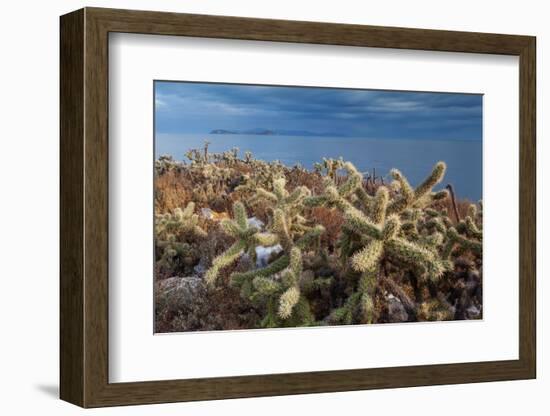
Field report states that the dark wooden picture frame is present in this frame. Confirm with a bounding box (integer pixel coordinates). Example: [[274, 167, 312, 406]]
[[60, 7, 536, 408]]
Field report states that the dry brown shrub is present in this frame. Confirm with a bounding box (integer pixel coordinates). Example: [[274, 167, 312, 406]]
[[154, 171, 191, 213], [439, 195, 479, 224], [285, 168, 324, 194], [310, 206, 344, 251]]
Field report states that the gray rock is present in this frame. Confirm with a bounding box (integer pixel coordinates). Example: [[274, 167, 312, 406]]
[[193, 263, 207, 276], [387, 295, 408, 323], [466, 305, 482, 319], [155, 276, 206, 314], [255, 244, 283, 267], [200, 207, 214, 219], [247, 216, 265, 230]]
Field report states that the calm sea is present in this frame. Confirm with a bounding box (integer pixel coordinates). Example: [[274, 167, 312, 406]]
[[156, 133, 482, 201]]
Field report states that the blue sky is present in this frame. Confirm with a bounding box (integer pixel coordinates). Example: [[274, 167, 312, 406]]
[[155, 81, 482, 141]]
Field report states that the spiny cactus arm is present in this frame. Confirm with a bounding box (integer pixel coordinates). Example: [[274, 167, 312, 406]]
[[303, 194, 332, 207], [359, 267, 378, 324], [464, 216, 483, 240], [441, 214, 454, 228], [233, 201, 248, 230], [253, 188, 278, 204], [423, 258, 453, 283], [252, 276, 281, 296], [292, 223, 313, 236], [381, 215, 401, 241], [393, 168, 415, 200], [172, 241, 191, 256], [387, 162, 447, 215], [424, 208, 440, 217], [192, 225, 208, 238], [278, 286, 301, 319], [295, 225, 325, 249], [252, 232, 279, 246], [330, 291, 361, 325], [401, 208, 422, 222], [289, 187, 311, 206], [421, 231, 445, 248], [260, 299, 280, 328], [400, 221, 420, 240], [157, 246, 178, 268], [157, 206, 207, 239], [447, 227, 482, 255], [337, 162, 362, 197], [289, 247, 302, 283], [286, 297, 315, 326], [337, 230, 354, 261], [342, 210, 382, 240], [305, 184, 357, 213], [219, 218, 242, 238], [273, 177, 288, 201], [369, 186, 389, 224], [155, 234, 174, 250], [430, 189, 450, 202], [334, 196, 358, 213], [351, 240, 384, 273], [386, 168, 414, 214], [273, 208, 293, 251], [425, 217, 447, 234], [204, 240, 247, 286], [330, 307, 353, 325], [295, 213, 308, 223], [231, 254, 290, 287], [157, 240, 196, 269], [385, 238, 435, 267], [182, 201, 196, 217], [414, 161, 446, 199], [467, 203, 477, 219], [354, 185, 374, 209]]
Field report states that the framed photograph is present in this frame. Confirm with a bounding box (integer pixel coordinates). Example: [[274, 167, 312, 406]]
[[60, 7, 536, 407]]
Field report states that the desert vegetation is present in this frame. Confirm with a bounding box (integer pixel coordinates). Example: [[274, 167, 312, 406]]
[[155, 143, 482, 332]]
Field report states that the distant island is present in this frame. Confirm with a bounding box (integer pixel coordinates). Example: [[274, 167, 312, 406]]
[[209, 128, 346, 137]]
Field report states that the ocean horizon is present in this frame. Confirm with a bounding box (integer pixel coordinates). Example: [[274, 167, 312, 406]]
[[155, 133, 482, 201]]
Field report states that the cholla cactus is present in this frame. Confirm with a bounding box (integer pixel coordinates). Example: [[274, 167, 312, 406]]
[[155, 202, 206, 275], [251, 177, 314, 240], [155, 202, 207, 240], [312, 162, 456, 324], [155, 154, 184, 175], [443, 202, 483, 260], [313, 157, 345, 179], [246, 247, 314, 327], [306, 161, 367, 213], [208, 178, 324, 327], [252, 177, 310, 213], [211, 147, 240, 165], [234, 159, 288, 198], [205, 201, 278, 285], [386, 162, 449, 214], [185, 146, 208, 166], [157, 235, 197, 272], [229, 200, 324, 301]]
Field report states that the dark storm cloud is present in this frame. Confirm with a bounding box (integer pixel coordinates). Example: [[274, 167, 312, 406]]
[[155, 81, 482, 140]]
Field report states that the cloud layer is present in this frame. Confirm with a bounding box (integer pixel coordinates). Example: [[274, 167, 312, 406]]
[[155, 81, 482, 141]]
